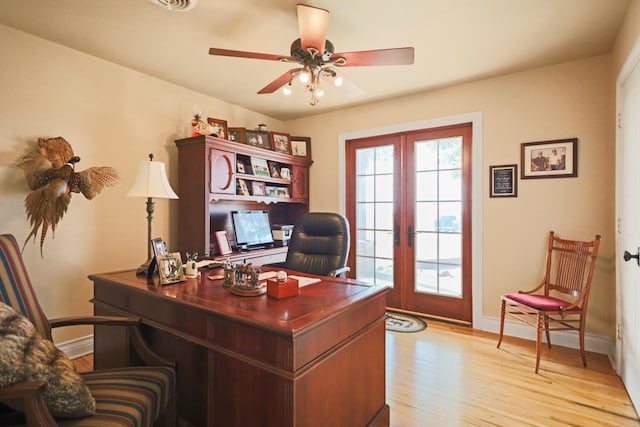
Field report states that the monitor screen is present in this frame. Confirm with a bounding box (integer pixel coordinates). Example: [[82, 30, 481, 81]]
[[231, 210, 274, 249]]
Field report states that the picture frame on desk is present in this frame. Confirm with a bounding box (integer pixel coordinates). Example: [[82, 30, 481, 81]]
[[215, 230, 232, 255], [157, 252, 184, 285], [252, 181, 267, 196], [237, 178, 250, 195], [251, 157, 271, 177], [268, 161, 280, 178], [151, 237, 167, 261]]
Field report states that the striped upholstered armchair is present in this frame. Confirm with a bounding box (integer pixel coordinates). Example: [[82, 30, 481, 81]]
[[0, 234, 176, 426]]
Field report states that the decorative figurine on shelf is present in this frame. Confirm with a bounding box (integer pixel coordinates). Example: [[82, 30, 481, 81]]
[[191, 114, 213, 136], [257, 123, 268, 131]]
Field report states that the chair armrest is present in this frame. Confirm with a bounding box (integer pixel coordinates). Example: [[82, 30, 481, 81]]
[[0, 381, 57, 427], [50, 316, 175, 369], [328, 266, 350, 278]]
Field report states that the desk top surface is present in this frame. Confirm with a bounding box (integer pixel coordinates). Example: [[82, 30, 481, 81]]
[[89, 269, 388, 334]]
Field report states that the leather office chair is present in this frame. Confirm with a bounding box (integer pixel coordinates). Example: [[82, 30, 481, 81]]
[[270, 212, 351, 277], [497, 231, 601, 373], [0, 234, 176, 426]]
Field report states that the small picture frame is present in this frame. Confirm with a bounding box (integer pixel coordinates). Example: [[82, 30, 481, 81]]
[[228, 127, 245, 143], [207, 117, 228, 140], [158, 252, 184, 285], [151, 237, 167, 261], [252, 181, 267, 196], [245, 130, 272, 150], [521, 138, 577, 179], [271, 132, 291, 154], [250, 157, 271, 177], [268, 161, 280, 178], [266, 186, 278, 196], [489, 164, 518, 198], [279, 167, 291, 180], [276, 187, 290, 198], [237, 178, 250, 195], [290, 136, 311, 159], [236, 161, 246, 174], [215, 230, 232, 255]]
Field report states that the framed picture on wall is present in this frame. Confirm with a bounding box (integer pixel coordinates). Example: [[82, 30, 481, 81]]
[[489, 164, 517, 198], [207, 117, 228, 139], [228, 127, 245, 143], [290, 136, 311, 159], [520, 138, 577, 179], [271, 132, 291, 154]]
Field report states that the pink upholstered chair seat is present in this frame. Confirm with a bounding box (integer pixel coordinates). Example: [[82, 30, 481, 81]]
[[503, 293, 579, 311]]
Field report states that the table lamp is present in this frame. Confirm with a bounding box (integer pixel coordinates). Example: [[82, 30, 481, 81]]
[[127, 153, 179, 274]]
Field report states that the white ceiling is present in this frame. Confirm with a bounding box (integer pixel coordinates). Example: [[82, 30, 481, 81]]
[[0, 0, 631, 120]]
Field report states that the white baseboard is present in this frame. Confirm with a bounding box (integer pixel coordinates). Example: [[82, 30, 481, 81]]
[[58, 334, 94, 360], [480, 316, 612, 355]]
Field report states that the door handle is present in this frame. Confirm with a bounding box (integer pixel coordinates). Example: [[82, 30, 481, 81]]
[[623, 247, 640, 266], [394, 224, 400, 246], [407, 225, 413, 248]]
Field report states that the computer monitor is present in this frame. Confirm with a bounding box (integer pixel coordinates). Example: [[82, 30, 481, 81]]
[[231, 210, 275, 250]]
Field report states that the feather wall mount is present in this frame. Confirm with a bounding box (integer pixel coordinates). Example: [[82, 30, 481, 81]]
[[18, 137, 120, 255]]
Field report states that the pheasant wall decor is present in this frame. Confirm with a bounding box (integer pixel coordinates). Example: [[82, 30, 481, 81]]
[[18, 137, 120, 255]]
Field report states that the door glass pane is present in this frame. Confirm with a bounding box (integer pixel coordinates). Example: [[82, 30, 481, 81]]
[[354, 145, 395, 287], [414, 137, 463, 297]]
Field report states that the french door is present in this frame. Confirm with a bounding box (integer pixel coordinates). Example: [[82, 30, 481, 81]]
[[346, 123, 472, 322]]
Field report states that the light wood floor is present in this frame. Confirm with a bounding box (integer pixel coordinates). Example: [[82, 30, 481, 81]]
[[73, 320, 639, 426]]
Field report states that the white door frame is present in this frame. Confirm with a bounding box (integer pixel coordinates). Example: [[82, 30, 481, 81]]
[[338, 111, 484, 328]]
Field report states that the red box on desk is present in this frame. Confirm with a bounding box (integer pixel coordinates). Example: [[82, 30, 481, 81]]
[[267, 277, 299, 299]]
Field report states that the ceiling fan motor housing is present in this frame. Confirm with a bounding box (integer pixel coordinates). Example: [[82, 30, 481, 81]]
[[290, 38, 335, 63]]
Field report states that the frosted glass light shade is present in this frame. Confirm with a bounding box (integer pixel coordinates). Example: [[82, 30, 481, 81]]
[[127, 160, 178, 199]]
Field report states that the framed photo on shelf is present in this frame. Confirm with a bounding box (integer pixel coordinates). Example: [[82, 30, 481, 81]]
[[215, 230, 232, 255], [521, 138, 577, 179], [489, 164, 518, 198], [276, 187, 290, 198], [280, 167, 291, 180], [250, 157, 271, 177], [252, 181, 267, 196], [266, 186, 278, 197], [245, 130, 272, 150], [157, 252, 184, 285], [236, 160, 246, 174], [228, 127, 245, 143], [271, 132, 291, 154], [237, 178, 250, 195], [268, 161, 280, 178], [207, 117, 228, 140], [290, 136, 311, 159]]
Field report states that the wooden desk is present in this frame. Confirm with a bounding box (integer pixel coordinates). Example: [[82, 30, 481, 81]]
[[89, 270, 389, 427]]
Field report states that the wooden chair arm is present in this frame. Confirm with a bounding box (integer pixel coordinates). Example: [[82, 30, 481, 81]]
[[50, 316, 175, 369], [0, 381, 57, 427]]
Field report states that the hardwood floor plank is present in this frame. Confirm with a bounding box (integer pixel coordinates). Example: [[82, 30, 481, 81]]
[[73, 319, 639, 426]]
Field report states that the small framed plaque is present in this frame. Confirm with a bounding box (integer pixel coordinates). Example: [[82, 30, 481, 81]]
[[489, 164, 517, 198]]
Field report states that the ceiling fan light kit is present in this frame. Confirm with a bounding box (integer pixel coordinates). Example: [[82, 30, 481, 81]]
[[208, 4, 414, 107]]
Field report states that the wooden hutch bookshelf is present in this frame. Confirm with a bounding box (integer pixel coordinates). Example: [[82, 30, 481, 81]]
[[174, 135, 312, 262]]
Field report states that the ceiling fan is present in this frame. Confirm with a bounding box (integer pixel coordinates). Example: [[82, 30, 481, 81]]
[[208, 4, 414, 106]]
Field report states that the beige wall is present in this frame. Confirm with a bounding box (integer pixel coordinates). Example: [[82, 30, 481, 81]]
[[287, 55, 615, 337], [0, 25, 283, 343], [1, 0, 639, 346]]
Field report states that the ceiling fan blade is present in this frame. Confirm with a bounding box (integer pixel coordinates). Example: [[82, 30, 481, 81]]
[[321, 69, 364, 98], [257, 68, 301, 94], [297, 4, 329, 54], [333, 47, 415, 67], [209, 47, 292, 62]]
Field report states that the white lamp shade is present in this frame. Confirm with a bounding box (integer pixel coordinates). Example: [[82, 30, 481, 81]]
[[127, 160, 179, 199]]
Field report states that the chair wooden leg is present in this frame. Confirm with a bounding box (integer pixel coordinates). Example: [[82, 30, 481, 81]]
[[497, 300, 506, 348], [579, 323, 587, 368], [544, 314, 551, 348], [535, 314, 543, 374]]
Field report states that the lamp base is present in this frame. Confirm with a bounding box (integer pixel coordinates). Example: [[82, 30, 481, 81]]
[[136, 260, 152, 276]]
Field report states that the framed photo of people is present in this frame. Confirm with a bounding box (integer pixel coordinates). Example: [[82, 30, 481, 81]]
[[520, 138, 577, 179]]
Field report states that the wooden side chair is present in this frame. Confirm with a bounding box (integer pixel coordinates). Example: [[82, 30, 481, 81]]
[[0, 233, 176, 426], [497, 231, 601, 373]]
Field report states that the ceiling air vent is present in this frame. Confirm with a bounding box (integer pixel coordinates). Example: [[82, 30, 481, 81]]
[[148, 0, 197, 12]]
